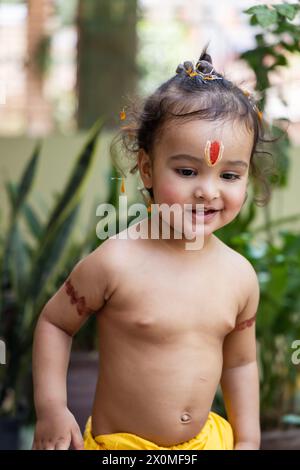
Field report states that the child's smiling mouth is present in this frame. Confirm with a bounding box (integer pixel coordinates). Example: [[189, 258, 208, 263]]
[[187, 207, 221, 222]]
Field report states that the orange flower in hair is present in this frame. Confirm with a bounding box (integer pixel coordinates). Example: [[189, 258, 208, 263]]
[[256, 108, 263, 122], [119, 108, 126, 121], [120, 176, 126, 194], [242, 89, 263, 121]]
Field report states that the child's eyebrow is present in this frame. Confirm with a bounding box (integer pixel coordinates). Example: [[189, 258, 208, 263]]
[[168, 154, 248, 169]]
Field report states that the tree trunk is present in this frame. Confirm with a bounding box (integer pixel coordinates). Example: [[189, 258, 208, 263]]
[[76, 0, 138, 130], [26, 0, 53, 135]]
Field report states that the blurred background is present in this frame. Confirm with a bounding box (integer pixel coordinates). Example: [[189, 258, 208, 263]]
[[0, 0, 300, 450]]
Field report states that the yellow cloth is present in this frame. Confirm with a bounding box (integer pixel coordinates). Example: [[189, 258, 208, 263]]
[[83, 411, 234, 450]]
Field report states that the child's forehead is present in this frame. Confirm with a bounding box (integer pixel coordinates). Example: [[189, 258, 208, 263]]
[[158, 119, 253, 156]]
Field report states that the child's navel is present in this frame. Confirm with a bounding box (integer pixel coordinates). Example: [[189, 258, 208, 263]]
[[180, 412, 192, 424]]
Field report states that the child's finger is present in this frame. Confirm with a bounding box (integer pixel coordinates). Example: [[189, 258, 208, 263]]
[[44, 443, 55, 450], [71, 426, 84, 450], [55, 437, 71, 450], [32, 440, 42, 450]]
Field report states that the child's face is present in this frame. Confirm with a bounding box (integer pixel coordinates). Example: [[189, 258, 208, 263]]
[[138, 118, 253, 239]]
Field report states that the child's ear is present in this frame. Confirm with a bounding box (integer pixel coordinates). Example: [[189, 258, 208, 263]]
[[138, 149, 153, 189]]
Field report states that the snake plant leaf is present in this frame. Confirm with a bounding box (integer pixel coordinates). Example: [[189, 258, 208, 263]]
[[21, 202, 43, 240], [43, 118, 104, 235], [107, 165, 121, 210], [20, 204, 81, 352], [10, 223, 30, 301], [13, 142, 41, 216], [25, 119, 103, 300], [26, 203, 81, 304], [1, 144, 41, 316], [77, 161, 126, 255], [5, 182, 18, 212]]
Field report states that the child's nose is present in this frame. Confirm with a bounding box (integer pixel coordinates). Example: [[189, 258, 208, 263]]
[[194, 181, 220, 200]]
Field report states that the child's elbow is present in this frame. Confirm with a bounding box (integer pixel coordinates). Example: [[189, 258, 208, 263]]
[[37, 303, 75, 338]]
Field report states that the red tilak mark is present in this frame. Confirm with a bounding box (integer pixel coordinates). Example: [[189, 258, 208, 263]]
[[65, 279, 91, 316], [234, 314, 256, 332], [210, 141, 220, 165], [204, 140, 223, 167]]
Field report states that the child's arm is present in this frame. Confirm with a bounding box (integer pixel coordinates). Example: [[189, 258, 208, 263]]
[[32, 244, 114, 450], [220, 264, 260, 450]]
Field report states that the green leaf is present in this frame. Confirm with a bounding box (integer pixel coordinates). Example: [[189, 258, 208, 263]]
[[5, 182, 18, 211], [27, 203, 80, 303], [280, 40, 299, 53], [44, 118, 103, 235], [275, 54, 288, 66], [274, 4, 297, 21], [25, 120, 104, 299], [21, 203, 43, 240], [255, 34, 266, 47], [1, 144, 41, 321], [10, 223, 29, 300], [13, 142, 41, 215], [25, 120, 104, 306], [244, 6, 268, 15], [250, 15, 259, 26], [107, 165, 122, 209], [21, 205, 81, 350], [256, 8, 278, 27]]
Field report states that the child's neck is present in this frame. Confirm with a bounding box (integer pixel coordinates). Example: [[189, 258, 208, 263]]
[[146, 215, 216, 256]]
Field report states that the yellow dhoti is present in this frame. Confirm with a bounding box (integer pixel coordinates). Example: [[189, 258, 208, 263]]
[[83, 411, 234, 450]]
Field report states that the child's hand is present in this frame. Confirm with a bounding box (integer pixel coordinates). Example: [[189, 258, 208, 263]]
[[32, 407, 84, 450]]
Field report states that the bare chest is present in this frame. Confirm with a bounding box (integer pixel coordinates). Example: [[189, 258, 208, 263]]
[[102, 257, 240, 342]]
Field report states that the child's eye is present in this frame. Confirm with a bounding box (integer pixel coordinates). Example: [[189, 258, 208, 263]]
[[175, 168, 197, 177], [221, 173, 241, 181]]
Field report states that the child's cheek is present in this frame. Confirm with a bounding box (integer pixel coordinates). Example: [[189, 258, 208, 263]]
[[231, 188, 248, 212], [155, 180, 181, 205]]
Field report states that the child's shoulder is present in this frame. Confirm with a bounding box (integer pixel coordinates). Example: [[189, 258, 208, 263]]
[[215, 237, 259, 315], [89, 236, 128, 269], [89, 228, 136, 272], [215, 236, 259, 291]]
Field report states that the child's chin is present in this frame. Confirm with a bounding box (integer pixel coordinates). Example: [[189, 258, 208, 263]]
[[182, 221, 205, 239]]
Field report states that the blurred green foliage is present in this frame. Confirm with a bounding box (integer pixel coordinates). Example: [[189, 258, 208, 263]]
[[214, 2, 300, 428], [0, 120, 104, 418], [232, 231, 300, 428], [243, 3, 300, 107]]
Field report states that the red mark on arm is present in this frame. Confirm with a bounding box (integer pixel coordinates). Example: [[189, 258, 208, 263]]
[[65, 278, 92, 316], [234, 314, 256, 332]]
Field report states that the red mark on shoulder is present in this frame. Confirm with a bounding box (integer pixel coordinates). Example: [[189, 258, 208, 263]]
[[234, 314, 256, 332], [65, 278, 91, 316]]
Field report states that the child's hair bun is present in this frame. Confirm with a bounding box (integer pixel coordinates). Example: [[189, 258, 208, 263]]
[[175, 61, 194, 75], [183, 60, 194, 71], [198, 49, 213, 64], [195, 59, 214, 75], [175, 47, 220, 80], [196, 49, 215, 75]]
